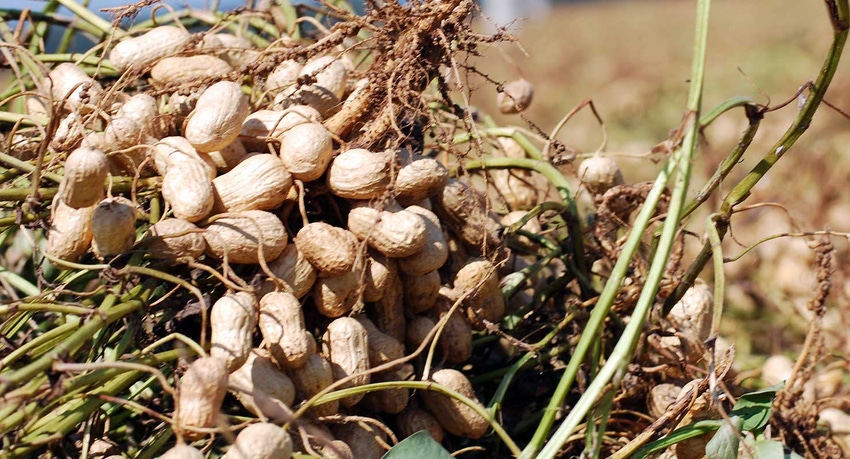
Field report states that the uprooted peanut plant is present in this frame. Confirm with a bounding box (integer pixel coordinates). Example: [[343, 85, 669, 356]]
[[0, 0, 848, 458]]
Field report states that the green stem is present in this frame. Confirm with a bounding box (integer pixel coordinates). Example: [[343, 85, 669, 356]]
[[664, 0, 849, 314], [0, 317, 81, 369], [523, 0, 711, 456], [53, 0, 119, 38]]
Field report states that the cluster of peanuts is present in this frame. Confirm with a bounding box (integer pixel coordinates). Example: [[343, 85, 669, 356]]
[[32, 23, 541, 458]]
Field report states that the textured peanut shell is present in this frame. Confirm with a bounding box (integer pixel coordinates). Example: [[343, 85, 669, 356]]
[[162, 153, 214, 222], [327, 149, 393, 200], [206, 139, 247, 173], [185, 81, 250, 153], [143, 218, 205, 260], [265, 59, 303, 92], [59, 147, 107, 209], [330, 419, 387, 459], [434, 179, 502, 253], [274, 84, 341, 118], [396, 407, 445, 443], [312, 271, 361, 318], [322, 317, 371, 408], [372, 272, 405, 343], [454, 259, 505, 327], [362, 364, 412, 414], [290, 354, 339, 417], [433, 291, 473, 364], [300, 55, 347, 99], [354, 316, 405, 369], [212, 153, 292, 213], [152, 136, 216, 179], [201, 33, 258, 67], [210, 292, 258, 372], [161, 445, 204, 459], [175, 357, 228, 439], [227, 422, 293, 459], [91, 197, 136, 258], [104, 94, 161, 150], [47, 62, 103, 111], [258, 291, 315, 370], [398, 206, 448, 275], [362, 251, 396, 303], [259, 243, 317, 299], [108, 25, 191, 72], [347, 207, 427, 258], [402, 269, 441, 314], [229, 349, 296, 421], [45, 196, 94, 264], [238, 106, 320, 152], [150, 55, 232, 88], [496, 78, 533, 114], [295, 222, 357, 276], [579, 154, 625, 195], [421, 368, 488, 439], [279, 122, 333, 182], [203, 210, 287, 264], [394, 155, 448, 205]]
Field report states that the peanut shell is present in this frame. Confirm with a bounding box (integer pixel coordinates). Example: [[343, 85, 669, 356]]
[[203, 210, 287, 264], [108, 25, 191, 72], [227, 422, 293, 459], [322, 317, 370, 408], [210, 292, 258, 372], [258, 291, 316, 369], [175, 356, 228, 439], [91, 197, 136, 258], [185, 80, 250, 153], [295, 222, 358, 276], [212, 153, 292, 213], [421, 368, 488, 439], [327, 149, 393, 200], [58, 147, 108, 209], [143, 218, 205, 260], [279, 122, 333, 182], [347, 207, 427, 258], [229, 348, 296, 421]]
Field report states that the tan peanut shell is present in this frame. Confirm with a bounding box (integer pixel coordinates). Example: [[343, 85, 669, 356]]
[[330, 419, 387, 459], [162, 153, 214, 222], [59, 147, 108, 209], [91, 197, 136, 257], [229, 348, 296, 421], [347, 207, 427, 258], [454, 259, 505, 328], [295, 222, 358, 276], [321, 440, 354, 459], [150, 55, 232, 88], [579, 154, 625, 195], [259, 243, 317, 299], [175, 356, 228, 439], [402, 269, 441, 314], [227, 422, 293, 459], [238, 106, 320, 152], [434, 290, 473, 364], [143, 218, 205, 260], [394, 155, 448, 205], [290, 354, 339, 417], [50, 112, 85, 152], [47, 62, 103, 111], [312, 270, 361, 318], [201, 33, 258, 67], [206, 139, 247, 173], [161, 444, 204, 459], [152, 136, 217, 179], [434, 179, 503, 252], [300, 55, 348, 99], [258, 291, 316, 369], [496, 78, 533, 114], [363, 250, 397, 303], [185, 81, 250, 153], [279, 122, 334, 182], [405, 316, 437, 352], [45, 196, 95, 264], [210, 292, 258, 372], [362, 364, 412, 414], [203, 210, 287, 264], [274, 84, 341, 118], [373, 272, 405, 343], [354, 316, 405, 368], [667, 279, 713, 344], [265, 60, 304, 92], [327, 149, 393, 200], [212, 153, 292, 213], [322, 317, 371, 408], [109, 25, 191, 72], [396, 407, 445, 443], [398, 206, 447, 275], [104, 93, 161, 150], [421, 368, 488, 439]]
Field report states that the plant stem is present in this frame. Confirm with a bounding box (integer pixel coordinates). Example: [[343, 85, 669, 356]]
[[664, 0, 850, 314]]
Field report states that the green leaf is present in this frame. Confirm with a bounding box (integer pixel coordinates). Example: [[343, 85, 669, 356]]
[[632, 420, 722, 458], [705, 416, 743, 459], [730, 382, 783, 432], [381, 431, 454, 459], [753, 439, 804, 459]]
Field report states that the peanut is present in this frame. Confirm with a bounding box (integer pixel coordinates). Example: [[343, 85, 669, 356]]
[[294, 222, 358, 276], [347, 206, 427, 258], [397, 205, 448, 275], [45, 196, 95, 264], [227, 422, 293, 459], [210, 292, 258, 372], [108, 25, 191, 72], [290, 354, 339, 417], [185, 81, 250, 153], [91, 197, 136, 258], [322, 317, 370, 408], [212, 153, 292, 213], [279, 122, 333, 182], [421, 368, 488, 439], [143, 218, 205, 260], [203, 210, 288, 264], [174, 356, 228, 440], [58, 147, 107, 209], [258, 291, 316, 370], [327, 148, 394, 200], [162, 152, 215, 222], [229, 348, 296, 421]]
